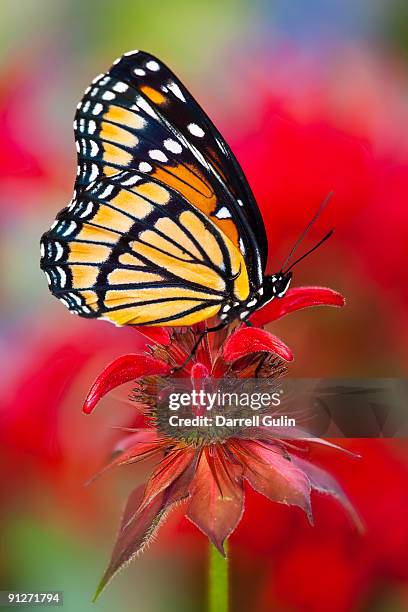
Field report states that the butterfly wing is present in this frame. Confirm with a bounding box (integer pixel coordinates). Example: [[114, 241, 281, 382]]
[[73, 50, 266, 288], [40, 171, 250, 326]]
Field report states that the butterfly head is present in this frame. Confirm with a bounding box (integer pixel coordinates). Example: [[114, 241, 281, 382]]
[[264, 271, 292, 300], [260, 206, 335, 307]]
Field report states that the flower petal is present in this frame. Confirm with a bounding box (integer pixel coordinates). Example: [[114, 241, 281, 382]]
[[87, 430, 161, 484], [190, 362, 210, 378], [249, 286, 345, 327], [134, 326, 171, 345], [83, 354, 170, 414], [187, 448, 244, 555], [94, 486, 168, 599], [94, 450, 199, 598], [114, 428, 159, 453], [291, 455, 364, 532], [223, 327, 293, 363], [137, 447, 196, 515], [236, 440, 312, 520]]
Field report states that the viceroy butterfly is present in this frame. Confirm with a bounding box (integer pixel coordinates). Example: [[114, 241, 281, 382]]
[[40, 50, 331, 333]]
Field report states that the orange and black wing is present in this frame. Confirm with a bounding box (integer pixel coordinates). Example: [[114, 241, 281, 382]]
[[40, 171, 250, 326], [72, 50, 266, 289]]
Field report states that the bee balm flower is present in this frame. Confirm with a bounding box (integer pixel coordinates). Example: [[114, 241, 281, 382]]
[[82, 287, 361, 598]]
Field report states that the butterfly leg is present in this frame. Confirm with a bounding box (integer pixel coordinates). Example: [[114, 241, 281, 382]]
[[170, 322, 228, 373]]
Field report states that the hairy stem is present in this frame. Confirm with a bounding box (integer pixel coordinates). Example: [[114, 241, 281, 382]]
[[208, 541, 229, 612]]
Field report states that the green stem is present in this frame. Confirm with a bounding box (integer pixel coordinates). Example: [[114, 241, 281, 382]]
[[208, 541, 229, 612]]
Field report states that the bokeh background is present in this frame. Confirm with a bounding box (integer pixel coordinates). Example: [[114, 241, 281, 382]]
[[2, 1, 408, 610]]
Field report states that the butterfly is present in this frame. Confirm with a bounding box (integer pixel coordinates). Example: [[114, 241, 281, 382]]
[[40, 50, 331, 332]]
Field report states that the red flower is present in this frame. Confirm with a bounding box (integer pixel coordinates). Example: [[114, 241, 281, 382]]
[[251, 439, 408, 612], [223, 49, 408, 370], [0, 320, 145, 521], [82, 287, 356, 598]]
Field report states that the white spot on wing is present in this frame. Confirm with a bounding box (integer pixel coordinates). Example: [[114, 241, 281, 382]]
[[102, 91, 115, 101], [89, 164, 99, 182], [68, 293, 82, 306], [149, 149, 168, 162], [113, 82, 129, 93], [137, 97, 156, 118], [56, 266, 67, 288], [163, 138, 182, 154], [188, 123, 205, 137], [54, 242, 64, 260], [88, 120, 96, 134], [80, 202, 94, 218], [167, 81, 185, 101], [92, 103, 103, 115], [121, 175, 142, 186], [146, 60, 160, 71], [89, 140, 99, 157], [99, 185, 114, 199], [239, 310, 250, 320], [134, 68, 146, 76], [215, 206, 232, 219], [63, 221, 77, 237], [139, 161, 152, 173]]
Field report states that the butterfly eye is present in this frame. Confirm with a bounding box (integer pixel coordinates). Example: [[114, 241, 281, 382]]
[[270, 272, 292, 298], [277, 273, 292, 297]]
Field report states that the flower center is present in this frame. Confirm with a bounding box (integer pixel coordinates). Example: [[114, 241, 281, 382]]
[[151, 377, 283, 445]]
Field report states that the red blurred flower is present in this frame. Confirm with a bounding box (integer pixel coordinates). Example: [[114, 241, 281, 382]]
[[249, 440, 408, 612], [223, 48, 408, 369], [82, 287, 358, 597], [0, 321, 144, 523], [0, 58, 64, 215]]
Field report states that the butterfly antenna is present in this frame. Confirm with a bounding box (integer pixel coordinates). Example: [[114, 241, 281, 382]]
[[280, 191, 334, 272], [284, 229, 334, 273]]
